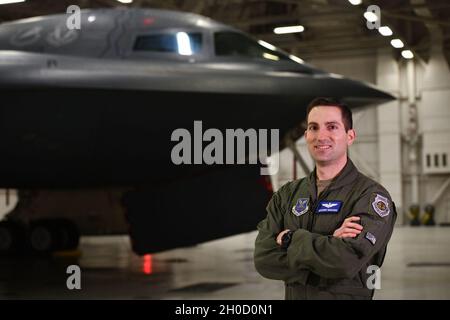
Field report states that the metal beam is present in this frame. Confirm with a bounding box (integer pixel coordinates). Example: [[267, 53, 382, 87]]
[[348, 148, 378, 180], [389, 3, 450, 13], [181, 0, 207, 14], [285, 136, 311, 176], [257, 30, 372, 45], [297, 47, 385, 60], [431, 177, 450, 207], [228, 10, 359, 28], [268, 36, 387, 51], [382, 11, 450, 28]]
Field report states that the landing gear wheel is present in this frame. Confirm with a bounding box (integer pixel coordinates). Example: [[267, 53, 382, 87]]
[[29, 219, 80, 253], [0, 220, 27, 255], [29, 220, 60, 254], [52, 219, 80, 250]]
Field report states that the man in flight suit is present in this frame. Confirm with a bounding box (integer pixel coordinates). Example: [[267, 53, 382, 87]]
[[254, 97, 397, 299]]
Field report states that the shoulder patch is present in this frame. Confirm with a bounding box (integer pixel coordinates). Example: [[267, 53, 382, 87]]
[[372, 194, 390, 217], [292, 198, 309, 217]]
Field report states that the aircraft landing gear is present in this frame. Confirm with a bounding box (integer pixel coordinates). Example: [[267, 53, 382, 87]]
[[0, 220, 27, 255], [0, 218, 79, 255]]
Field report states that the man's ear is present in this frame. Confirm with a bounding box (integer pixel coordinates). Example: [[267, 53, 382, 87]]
[[347, 129, 356, 146]]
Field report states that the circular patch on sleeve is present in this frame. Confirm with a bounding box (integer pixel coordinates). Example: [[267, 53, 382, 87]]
[[372, 194, 390, 217]]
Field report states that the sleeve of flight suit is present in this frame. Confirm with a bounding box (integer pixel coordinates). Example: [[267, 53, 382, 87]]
[[254, 183, 306, 283], [286, 186, 397, 280]]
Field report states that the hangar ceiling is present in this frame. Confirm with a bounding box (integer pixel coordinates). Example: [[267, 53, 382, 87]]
[[0, 0, 449, 64]]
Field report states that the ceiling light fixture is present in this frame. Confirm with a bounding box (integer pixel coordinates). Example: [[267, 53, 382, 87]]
[[390, 39, 404, 48], [363, 11, 378, 22], [258, 40, 277, 51], [401, 50, 414, 59], [0, 0, 26, 5], [289, 54, 304, 64], [378, 26, 393, 36], [274, 25, 305, 34]]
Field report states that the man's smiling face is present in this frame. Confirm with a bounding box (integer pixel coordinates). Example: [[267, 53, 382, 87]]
[[305, 106, 355, 166]]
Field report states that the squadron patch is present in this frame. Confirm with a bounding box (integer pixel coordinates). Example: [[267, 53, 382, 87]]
[[365, 232, 377, 245], [292, 198, 309, 217], [372, 194, 390, 217]]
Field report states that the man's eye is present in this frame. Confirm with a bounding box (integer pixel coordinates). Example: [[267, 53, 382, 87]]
[[329, 125, 338, 130], [309, 126, 317, 131]]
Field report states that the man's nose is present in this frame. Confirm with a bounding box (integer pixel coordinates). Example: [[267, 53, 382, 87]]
[[317, 128, 329, 141]]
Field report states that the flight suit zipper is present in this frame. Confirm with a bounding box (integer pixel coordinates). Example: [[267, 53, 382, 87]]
[[307, 189, 332, 232], [306, 199, 317, 232]]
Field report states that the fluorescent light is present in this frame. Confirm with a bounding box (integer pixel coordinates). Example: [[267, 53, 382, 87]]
[[378, 26, 393, 36], [263, 53, 280, 61], [348, 0, 362, 5], [401, 50, 414, 59], [364, 11, 378, 22], [88, 15, 96, 23], [289, 54, 304, 64], [258, 40, 276, 51], [390, 39, 404, 48], [176, 32, 192, 55], [274, 25, 304, 34], [117, 0, 133, 3], [0, 0, 25, 4]]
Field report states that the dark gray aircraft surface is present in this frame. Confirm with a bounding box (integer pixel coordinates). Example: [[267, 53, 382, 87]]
[[0, 8, 394, 254]]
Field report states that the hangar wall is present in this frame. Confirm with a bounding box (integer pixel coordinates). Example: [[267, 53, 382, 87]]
[[409, 45, 450, 225], [272, 47, 450, 226]]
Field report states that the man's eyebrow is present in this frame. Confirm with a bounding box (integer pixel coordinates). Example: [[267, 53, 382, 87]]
[[307, 121, 341, 126]]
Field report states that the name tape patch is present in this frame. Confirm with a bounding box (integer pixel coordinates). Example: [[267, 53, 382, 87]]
[[315, 200, 343, 214]]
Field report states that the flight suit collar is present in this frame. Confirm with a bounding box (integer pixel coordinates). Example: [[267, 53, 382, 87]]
[[307, 157, 359, 200]]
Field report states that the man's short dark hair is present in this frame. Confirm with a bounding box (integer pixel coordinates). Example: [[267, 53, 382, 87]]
[[306, 97, 353, 131]]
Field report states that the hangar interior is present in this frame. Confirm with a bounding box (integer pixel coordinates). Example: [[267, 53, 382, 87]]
[[0, 0, 450, 300], [274, 44, 450, 227]]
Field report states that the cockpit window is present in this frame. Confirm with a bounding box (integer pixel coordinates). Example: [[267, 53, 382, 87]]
[[133, 32, 202, 55], [214, 31, 289, 61]]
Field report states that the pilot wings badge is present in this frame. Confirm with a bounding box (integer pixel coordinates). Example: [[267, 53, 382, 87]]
[[316, 200, 343, 214], [292, 198, 309, 217]]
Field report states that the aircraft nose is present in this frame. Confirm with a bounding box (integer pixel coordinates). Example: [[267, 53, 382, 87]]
[[321, 74, 396, 107]]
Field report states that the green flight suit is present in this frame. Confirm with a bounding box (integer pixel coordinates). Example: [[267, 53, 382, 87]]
[[254, 158, 397, 300]]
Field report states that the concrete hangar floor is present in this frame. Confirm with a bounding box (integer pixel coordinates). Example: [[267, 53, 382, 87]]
[[0, 226, 449, 300]]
